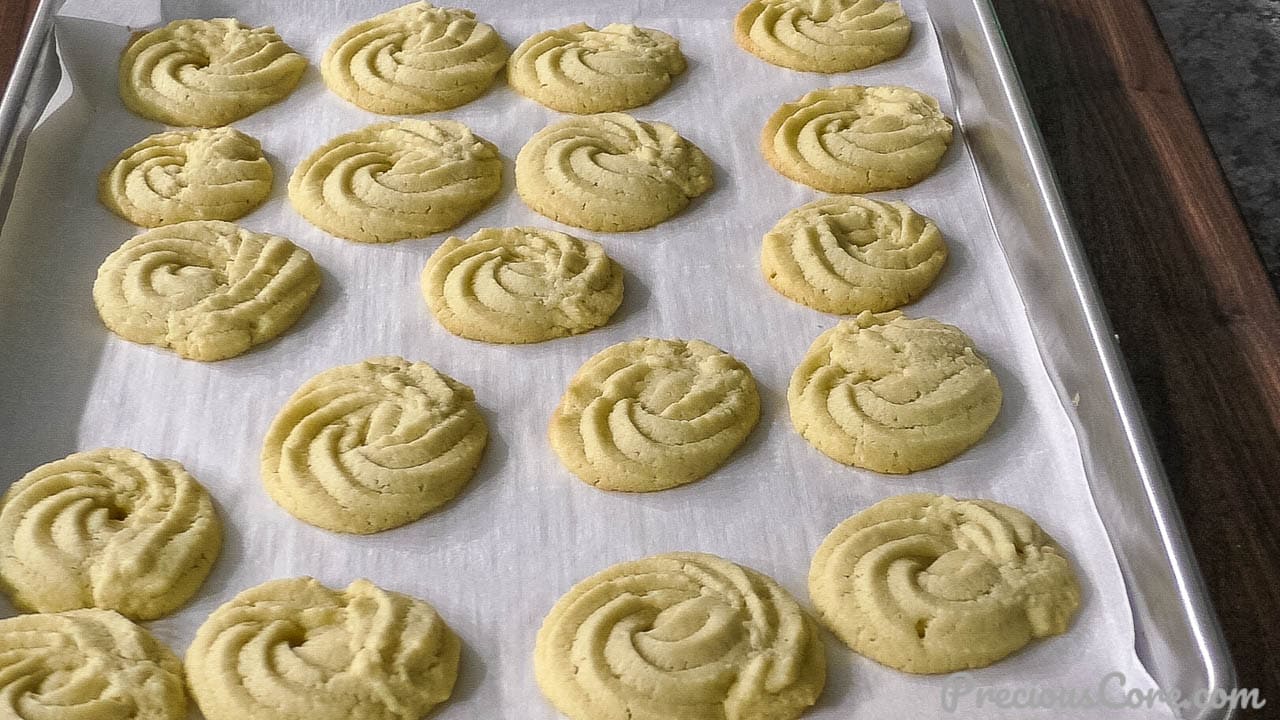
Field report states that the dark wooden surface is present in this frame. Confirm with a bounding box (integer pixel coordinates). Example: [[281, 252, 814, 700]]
[[0, 1, 38, 80], [3, 0, 1278, 709]]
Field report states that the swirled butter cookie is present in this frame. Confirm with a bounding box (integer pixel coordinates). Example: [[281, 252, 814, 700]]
[[261, 357, 488, 534], [93, 221, 321, 362], [186, 577, 459, 720], [762, 86, 953, 193], [734, 0, 911, 72], [422, 227, 624, 344], [322, 2, 508, 114], [0, 448, 221, 620], [119, 18, 306, 127], [788, 311, 1001, 473], [516, 113, 712, 232], [0, 609, 187, 720], [289, 119, 502, 243], [762, 196, 946, 313], [99, 127, 272, 228], [549, 339, 760, 492], [810, 494, 1081, 673], [535, 552, 826, 720], [508, 24, 685, 113]]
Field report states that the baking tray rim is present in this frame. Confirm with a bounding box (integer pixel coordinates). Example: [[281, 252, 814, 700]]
[[0, 0, 1237, 718], [946, 0, 1236, 716]]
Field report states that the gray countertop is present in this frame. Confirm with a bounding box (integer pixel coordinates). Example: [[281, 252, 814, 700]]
[[1148, 0, 1280, 293]]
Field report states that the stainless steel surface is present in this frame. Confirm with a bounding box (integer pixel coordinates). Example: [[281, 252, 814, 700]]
[[0, 0, 57, 229], [0, 1, 1235, 717], [931, 0, 1236, 716]]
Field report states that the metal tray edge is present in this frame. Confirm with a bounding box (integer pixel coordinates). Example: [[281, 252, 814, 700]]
[[959, 0, 1237, 716], [0, 0, 57, 231]]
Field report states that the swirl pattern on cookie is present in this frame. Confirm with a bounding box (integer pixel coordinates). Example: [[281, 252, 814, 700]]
[[261, 357, 488, 534], [516, 113, 712, 232], [93, 221, 321, 362], [762, 86, 953, 193], [0, 609, 187, 720], [289, 120, 502, 243], [186, 577, 459, 720], [99, 127, 273, 228], [809, 494, 1081, 673], [422, 227, 624, 344], [0, 449, 221, 620], [322, 2, 508, 114], [535, 552, 826, 720], [734, 0, 911, 72], [119, 18, 306, 126], [788, 311, 1001, 473], [508, 24, 685, 113], [549, 339, 759, 492], [762, 196, 946, 314]]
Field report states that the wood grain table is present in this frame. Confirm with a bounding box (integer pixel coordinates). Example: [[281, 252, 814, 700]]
[[3, 0, 1278, 710]]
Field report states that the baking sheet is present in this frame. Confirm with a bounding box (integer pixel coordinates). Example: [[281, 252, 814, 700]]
[[0, 0, 1178, 717]]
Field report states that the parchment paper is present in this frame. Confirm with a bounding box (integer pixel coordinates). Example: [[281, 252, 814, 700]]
[[0, 0, 1179, 717]]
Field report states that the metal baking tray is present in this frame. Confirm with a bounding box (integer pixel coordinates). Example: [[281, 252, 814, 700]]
[[0, 0, 1235, 718]]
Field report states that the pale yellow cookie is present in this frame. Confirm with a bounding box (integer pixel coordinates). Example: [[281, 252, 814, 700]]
[[99, 127, 272, 228], [516, 113, 712, 232], [535, 552, 826, 720], [322, 2, 508, 114], [93, 220, 321, 362], [762, 196, 946, 314], [735, 0, 911, 72], [261, 356, 488, 534], [119, 18, 306, 127], [289, 119, 502, 243], [788, 311, 1002, 473], [0, 448, 221, 621], [422, 227, 624, 344], [508, 23, 685, 113], [186, 577, 459, 720], [549, 338, 760, 492], [762, 86, 953, 193], [810, 493, 1081, 673], [0, 608, 187, 720]]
